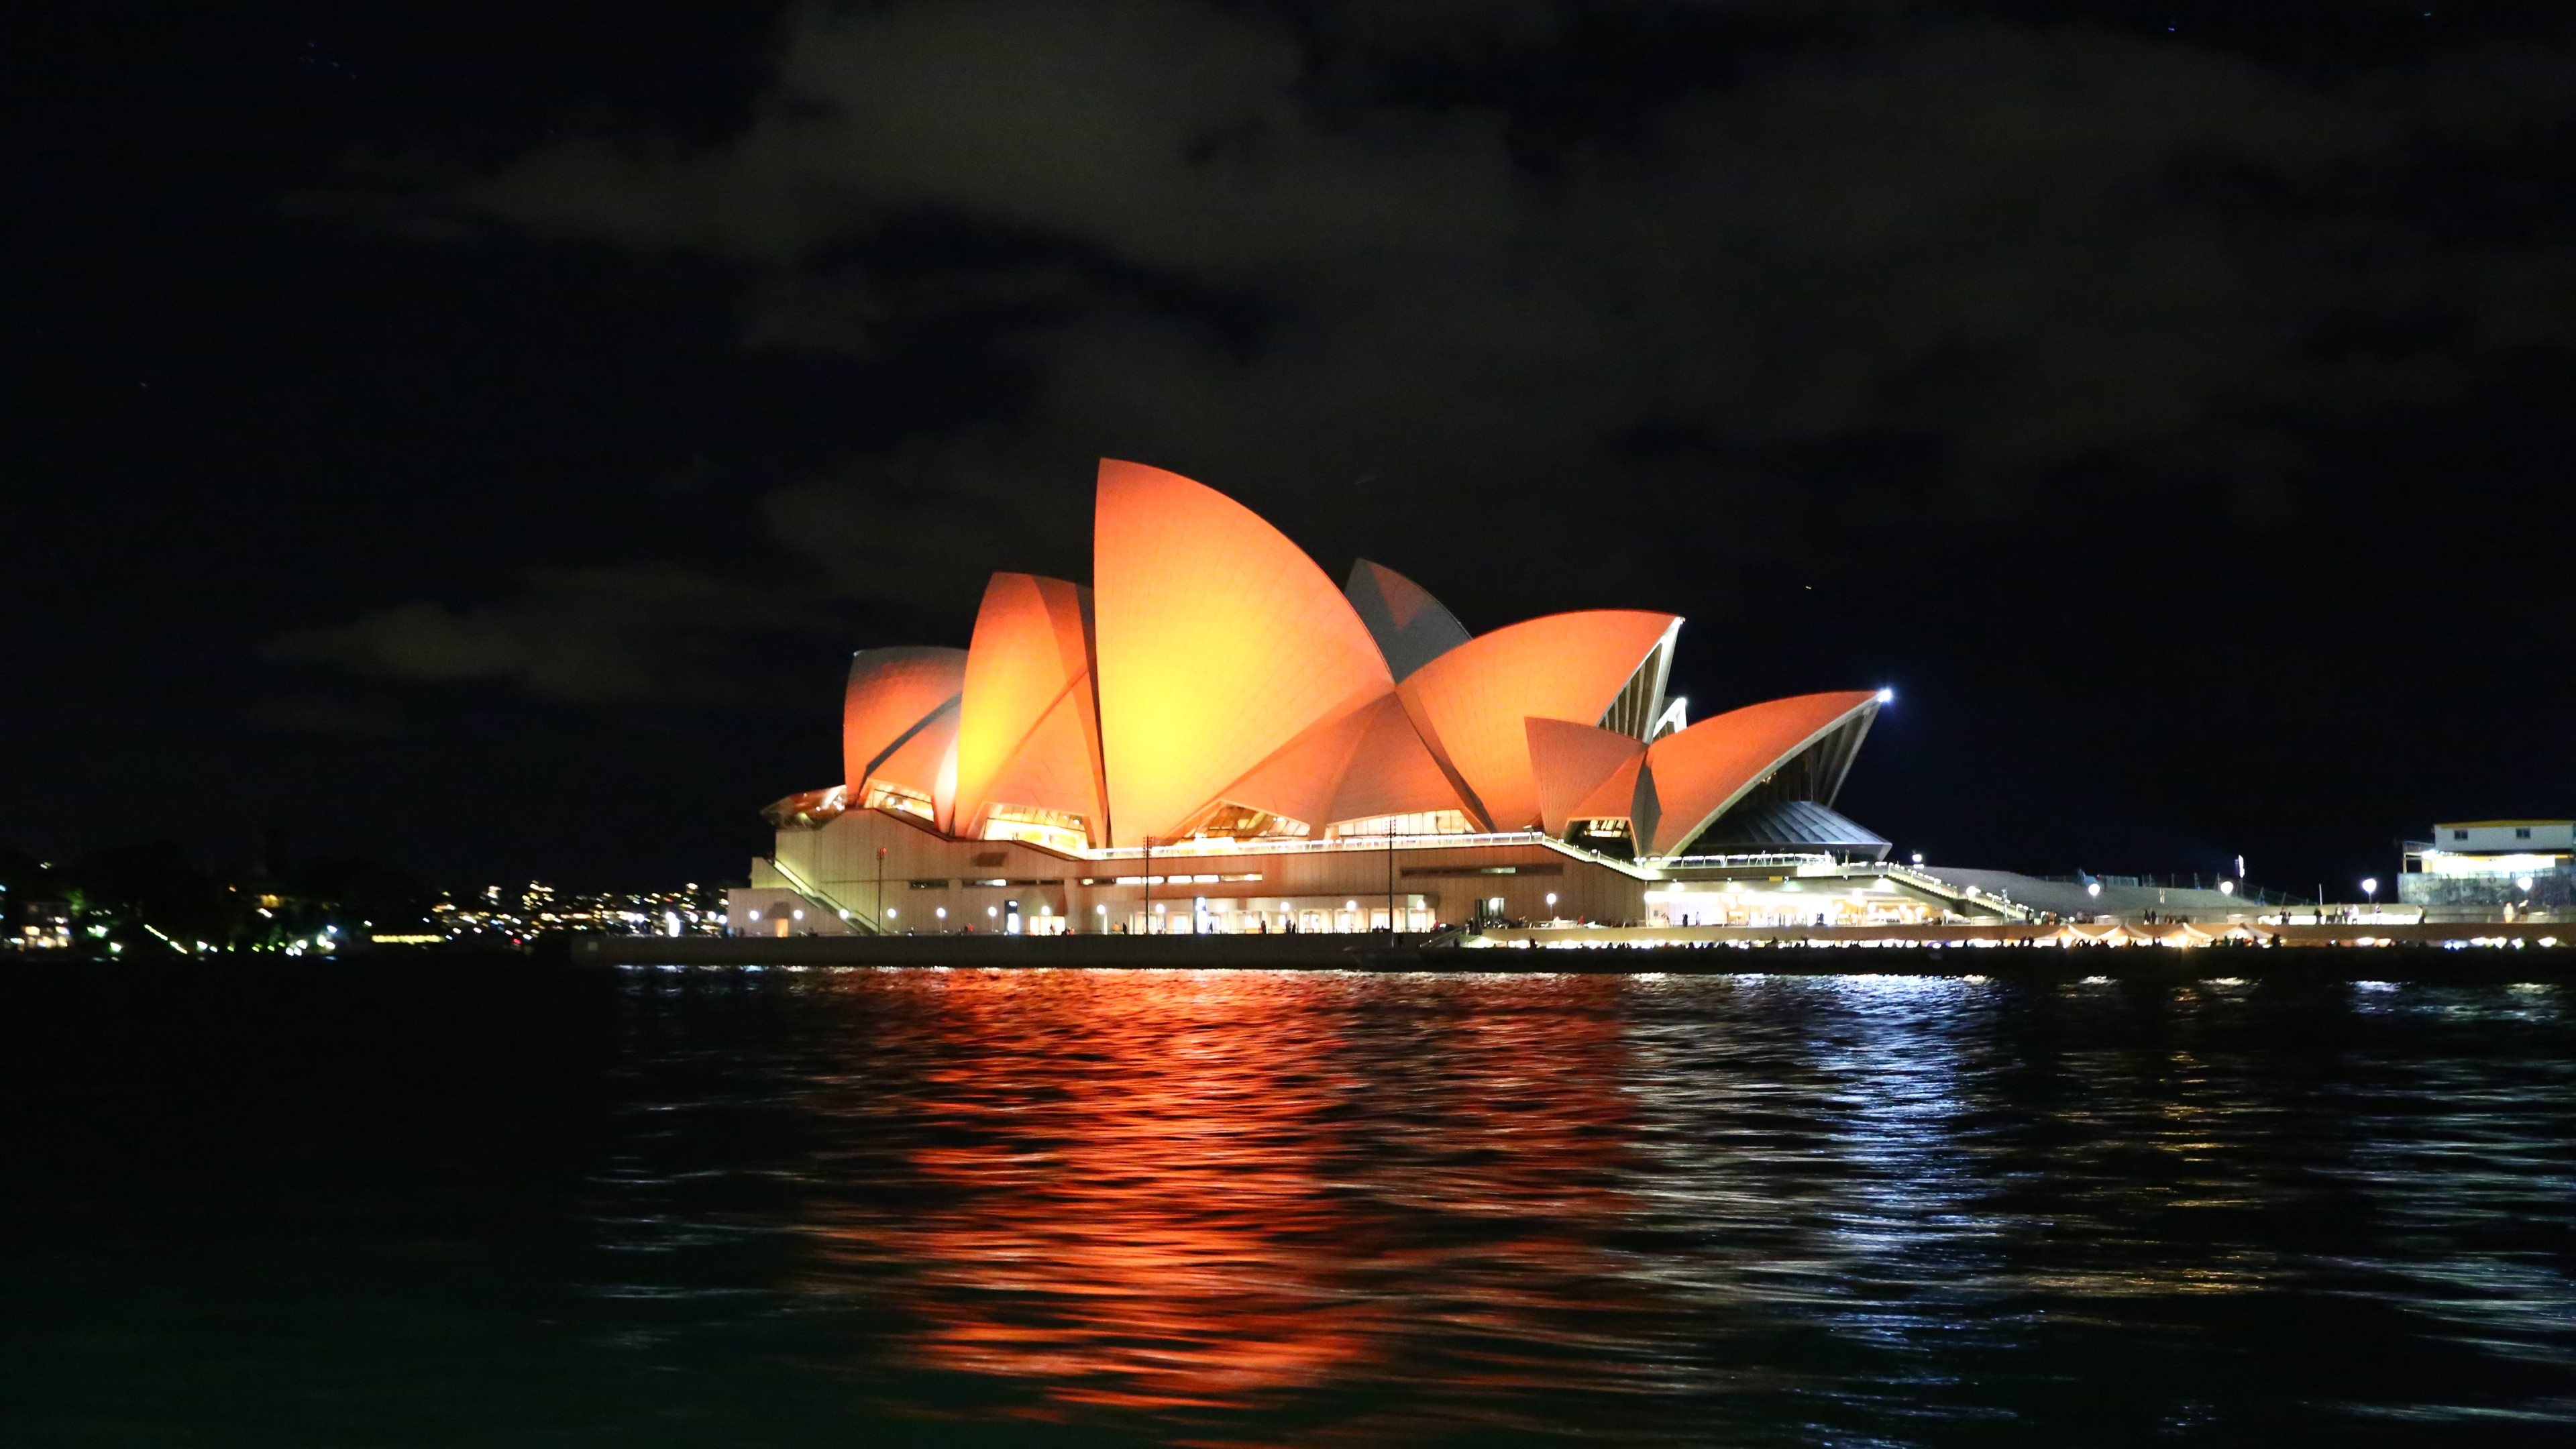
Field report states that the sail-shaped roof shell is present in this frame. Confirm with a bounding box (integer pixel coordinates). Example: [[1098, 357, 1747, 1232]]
[[1326, 694, 1476, 825], [1091, 460, 1394, 846], [1394, 610, 1679, 830], [873, 698, 961, 804], [1346, 559, 1472, 682], [1638, 690, 1880, 857], [843, 646, 967, 794], [950, 574, 1104, 838], [1525, 718, 1647, 838]]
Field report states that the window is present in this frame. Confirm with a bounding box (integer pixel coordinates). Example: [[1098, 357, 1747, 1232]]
[[2453, 829, 2469, 841], [2517, 827, 2533, 839]]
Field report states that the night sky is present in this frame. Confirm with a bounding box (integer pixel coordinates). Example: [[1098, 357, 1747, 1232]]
[[13, 1, 2571, 894]]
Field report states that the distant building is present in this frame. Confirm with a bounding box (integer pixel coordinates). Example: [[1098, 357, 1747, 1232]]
[[12, 898, 72, 950], [2401, 821, 2573, 920]]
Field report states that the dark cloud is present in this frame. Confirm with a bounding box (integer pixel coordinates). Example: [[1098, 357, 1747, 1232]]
[[272, 564, 829, 706], [241, 693, 410, 739], [25, 0, 2571, 886], [371, 1, 2570, 564]]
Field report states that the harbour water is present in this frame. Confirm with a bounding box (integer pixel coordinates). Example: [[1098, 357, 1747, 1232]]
[[7, 963, 2575, 1445]]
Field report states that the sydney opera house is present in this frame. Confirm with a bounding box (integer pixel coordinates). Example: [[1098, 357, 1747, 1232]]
[[730, 460, 1940, 936]]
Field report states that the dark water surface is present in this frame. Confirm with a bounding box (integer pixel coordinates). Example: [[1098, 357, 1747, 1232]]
[[7, 964, 2575, 1446]]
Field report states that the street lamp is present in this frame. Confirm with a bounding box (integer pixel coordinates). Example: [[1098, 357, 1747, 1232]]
[[2361, 877, 2379, 910], [1545, 892, 1558, 917], [2218, 879, 2235, 896], [2086, 882, 2102, 899]]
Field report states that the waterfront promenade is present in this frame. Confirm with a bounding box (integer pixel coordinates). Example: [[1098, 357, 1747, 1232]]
[[578, 919, 2568, 977]]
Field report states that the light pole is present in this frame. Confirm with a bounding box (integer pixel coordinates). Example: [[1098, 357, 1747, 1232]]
[[2361, 877, 2379, 916], [1387, 827, 1397, 936], [1545, 892, 1558, 922]]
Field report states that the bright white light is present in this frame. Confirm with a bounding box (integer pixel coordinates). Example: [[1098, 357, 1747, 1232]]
[[792, 909, 804, 920], [2086, 882, 2102, 898], [887, 908, 898, 918], [1095, 904, 1107, 914], [1875, 687, 1895, 704], [935, 907, 947, 920], [2219, 880, 2235, 896], [1545, 893, 1558, 908], [987, 906, 999, 917], [2518, 875, 2536, 892], [748, 910, 761, 921], [2361, 877, 2379, 897], [1911, 853, 1924, 865], [1344, 900, 1358, 911]]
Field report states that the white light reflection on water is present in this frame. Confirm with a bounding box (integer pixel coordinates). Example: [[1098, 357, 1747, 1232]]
[[574, 967, 2576, 1443]]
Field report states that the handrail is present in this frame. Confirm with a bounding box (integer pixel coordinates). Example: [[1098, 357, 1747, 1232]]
[[765, 853, 879, 934]]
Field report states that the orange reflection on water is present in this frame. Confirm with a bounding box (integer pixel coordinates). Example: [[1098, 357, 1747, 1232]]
[[798, 969, 1647, 1419]]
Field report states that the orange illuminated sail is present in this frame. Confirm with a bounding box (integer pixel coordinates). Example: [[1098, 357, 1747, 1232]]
[[1395, 610, 1678, 830], [843, 646, 967, 795], [951, 573, 1104, 840], [1638, 690, 1880, 857], [1526, 718, 1646, 838], [1091, 460, 1393, 846]]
